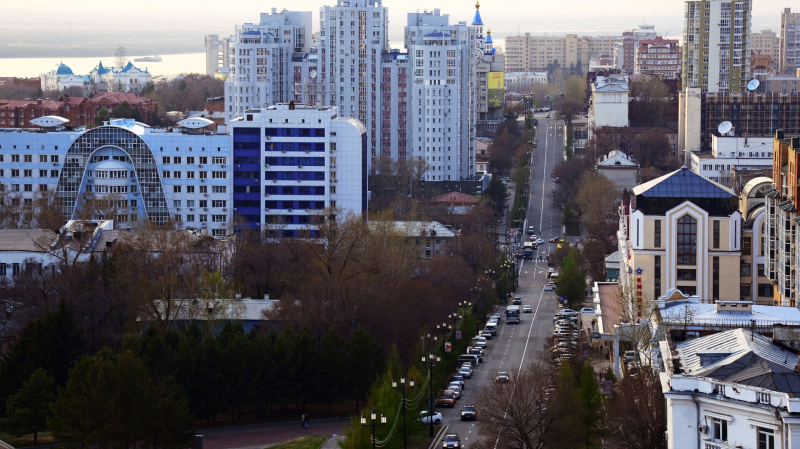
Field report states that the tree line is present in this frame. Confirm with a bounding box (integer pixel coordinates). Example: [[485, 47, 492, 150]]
[[0, 302, 387, 446]]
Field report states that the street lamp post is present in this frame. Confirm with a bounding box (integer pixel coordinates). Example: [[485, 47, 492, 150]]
[[392, 376, 415, 449], [436, 321, 449, 349], [421, 350, 440, 438], [501, 260, 513, 299], [361, 410, 387, 449], [459, 300, 472, 334]]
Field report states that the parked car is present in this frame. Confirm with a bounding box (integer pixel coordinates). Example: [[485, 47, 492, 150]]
[[438, 391, 457, 407], [459, 367, 473, 379], [523, 305, 533, 313], [448, 384, 462, 399], [496, 371, 510, 383], [460, 405, 478, 421], [419, 410, 442, 424], [481, 329, 493, 339], [485, 323, 497, 335], [442, 433, 461, 449], [473, 336, 488, 348], [624, 351, 637, 362], [557, 309, 579, 316], [451, 375, 465, 389], [580, 308, 596, 314]]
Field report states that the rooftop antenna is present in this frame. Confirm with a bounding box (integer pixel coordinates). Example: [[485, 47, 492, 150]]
[[744, 79, 759, 146], [718, 121, 733, 137]]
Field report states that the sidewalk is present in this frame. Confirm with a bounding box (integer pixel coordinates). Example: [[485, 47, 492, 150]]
[[199, 418, 349, 449]]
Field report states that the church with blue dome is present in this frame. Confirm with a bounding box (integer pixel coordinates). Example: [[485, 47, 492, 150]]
[[473, 0, 505, 136], [41, 60, 152, 94]]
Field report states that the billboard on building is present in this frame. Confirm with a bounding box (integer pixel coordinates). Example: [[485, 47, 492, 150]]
[[487, 72, 505, 108]]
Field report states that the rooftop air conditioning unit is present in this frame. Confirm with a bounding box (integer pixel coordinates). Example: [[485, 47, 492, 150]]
[[698, 425, 709, 434], [331, 164, 337, 169], [204, 193, 209, 197], [273, 179, 277, 183], [52, 162, 58, 166], [265, 193, 269, 197], [299, 165, 303, 168], [235, 165, 240, 168], [189, 207, 194, 211], [222, 208, 227, 212], [265, 136, 271, 140], [282, 150, 286, 153], [222, 164, 227, 168], [288, 208, 293, 212], [199, 164, 204, 167], [177, 207, 181, 211], [265, 164, 270, 168], [305, 150, 310, 153], [201, 223, 207, 227], [201, 179, 206, 182], [204, 208, 208, 211], [87, 179, 92, 183]]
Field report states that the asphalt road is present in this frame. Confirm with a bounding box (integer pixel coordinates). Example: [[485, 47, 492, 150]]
[[433, 116, 565, 448]]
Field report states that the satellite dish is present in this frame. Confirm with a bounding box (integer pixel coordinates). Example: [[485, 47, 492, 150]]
[[747, 79, 760, 91], [309, 70, 317, 79], [718, 121, 733, 136]]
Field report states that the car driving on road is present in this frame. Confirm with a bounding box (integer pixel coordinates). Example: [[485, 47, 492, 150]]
[[442, 433, 461, 449], [523, 304, 532, 313], [496, 371, 510, 383], [460, 405, 477, 421]]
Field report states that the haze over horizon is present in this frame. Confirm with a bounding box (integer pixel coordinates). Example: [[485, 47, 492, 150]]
[[0, 0, 790, 59]]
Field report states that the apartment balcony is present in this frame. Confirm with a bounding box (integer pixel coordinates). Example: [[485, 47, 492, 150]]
[[703, 440, 739, 449]]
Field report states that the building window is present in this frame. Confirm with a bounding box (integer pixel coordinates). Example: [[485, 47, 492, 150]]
[[654, 256, 662, 298], [741, 262, 751, 277], [711, 417, 728, 442], [654, 220, 661, 247], [677, 215, 697, 265], [713, 256, 720, 302], [713, 220, 720, 249], [758, 284, 773, 298], [758, 427, 775, 449]]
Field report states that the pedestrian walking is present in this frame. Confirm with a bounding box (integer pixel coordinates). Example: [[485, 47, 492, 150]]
[[304, 412, 310, 429], [301, 413, 306, 428]]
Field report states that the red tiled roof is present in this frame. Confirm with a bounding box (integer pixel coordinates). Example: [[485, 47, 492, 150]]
[[431, 191, 479, 204], [205, 101, 225, 112], [0, 99, 62, 110], [91, 92, 153, 106]]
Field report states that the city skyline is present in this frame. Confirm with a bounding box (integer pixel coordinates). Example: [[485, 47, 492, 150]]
[[0, 0, 791, 60]]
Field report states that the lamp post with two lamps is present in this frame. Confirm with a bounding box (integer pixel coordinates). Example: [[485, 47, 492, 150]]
[[360, 410, 386, 449], [421, 333, 440, 438], [458, 300, 471, 333], [392, 376, 414, 449]]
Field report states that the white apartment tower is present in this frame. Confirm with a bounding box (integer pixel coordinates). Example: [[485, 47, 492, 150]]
[[224, 9, 312, 122], [780, 8, 800, 74], [319, 0, 389, 167], [682, 0, 751, 93], [406, 10, 478, 182]]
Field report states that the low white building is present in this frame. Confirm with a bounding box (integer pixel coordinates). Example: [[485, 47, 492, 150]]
[[40, 63, 88, 92], [41, 61, 152, 93], [589, 76, 629, 140], [690, 136, 774, 188], [504, 72, 548, 91], [658, 327, 800, 449], [596, 150, 639, 192]]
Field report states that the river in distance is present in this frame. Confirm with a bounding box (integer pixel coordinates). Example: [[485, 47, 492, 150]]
[[0, 53, 207, 79]]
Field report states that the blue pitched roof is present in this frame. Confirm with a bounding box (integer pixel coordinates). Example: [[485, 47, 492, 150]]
[[96, 61, 111, 75], [632, 166, 735, 199], [472, 9, 483, 26], [56, 64, 73, 75], [485, 34, 493, 44]]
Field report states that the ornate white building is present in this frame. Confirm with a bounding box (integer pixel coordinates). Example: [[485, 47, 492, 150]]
[[41, 61, 152, 93]]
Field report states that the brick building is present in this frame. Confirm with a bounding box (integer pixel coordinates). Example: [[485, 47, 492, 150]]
[[0, 97, 97, 128]]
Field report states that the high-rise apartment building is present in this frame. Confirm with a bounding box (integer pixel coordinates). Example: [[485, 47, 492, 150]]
[[750, 30, 778, 72], [204, 34, 232, 76], [504, 33, 619, 73], [319, 0, 389, 165], [223, 10, 312, 123], [617, 24, 658, 74], [682, 0, 751, 93], [406, 9, 477, 182], [228, 104, 366, 236], [780, 8, 800, 74]]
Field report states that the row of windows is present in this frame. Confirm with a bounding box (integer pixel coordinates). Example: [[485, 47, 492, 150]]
[[161, 156, 226, 165], [172, 185, 226, 194], [0, 154, 59, 163], [162, 171, 227, 179]]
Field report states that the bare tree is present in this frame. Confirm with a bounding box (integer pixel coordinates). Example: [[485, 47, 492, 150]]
[[602, 369, 667, 449], [472, 363, 554, 449], [115, 47, 128, 70]]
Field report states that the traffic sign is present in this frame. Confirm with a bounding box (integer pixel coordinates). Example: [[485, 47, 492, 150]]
[[444, 342, 452, 352], [455, 330, 462, 340]]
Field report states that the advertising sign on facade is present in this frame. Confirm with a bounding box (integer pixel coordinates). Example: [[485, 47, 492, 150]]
[[487, 72, 505, 108]]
